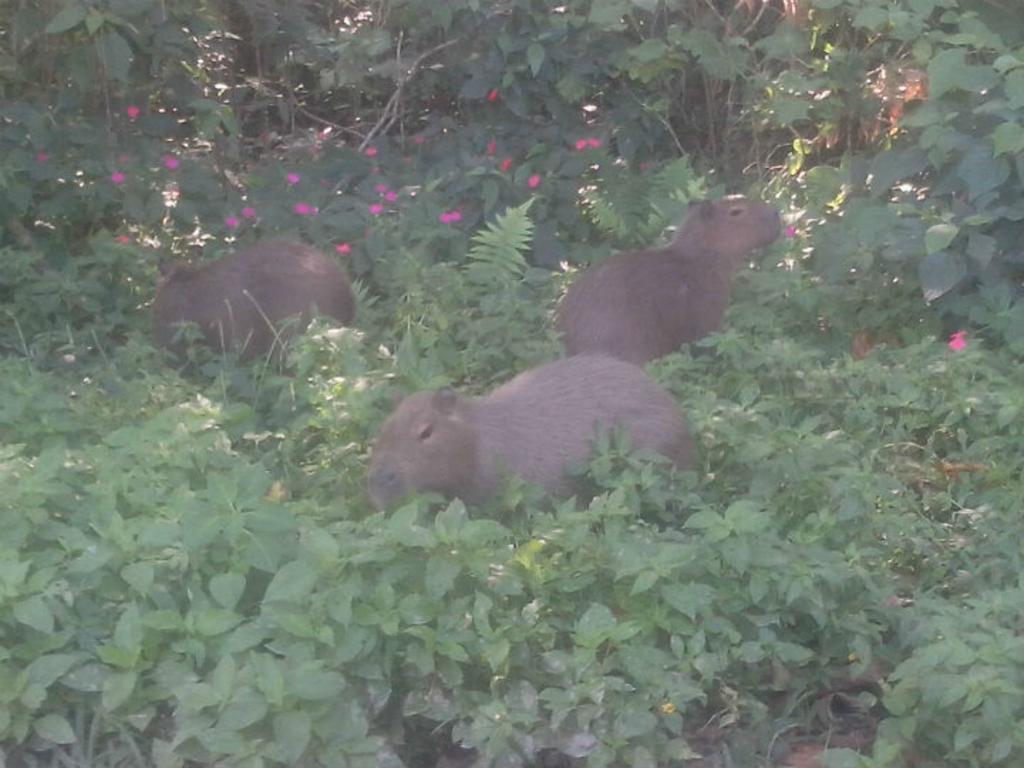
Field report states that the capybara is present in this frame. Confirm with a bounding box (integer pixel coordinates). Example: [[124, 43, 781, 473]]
[[556, 196, 781, 365], [153, 240, 355, 358], [367, 355, 693, 508]]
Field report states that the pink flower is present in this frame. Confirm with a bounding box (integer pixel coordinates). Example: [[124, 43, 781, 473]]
[[36, 151, 49, 163], [369, 203, 384, 215], [374, 183, 390, 194], [364, 146, 378, 157], [286, 172, 301, 185], [125, 105, 140, 120], [439, 209, 463, 224], [293, 202, 312, 216], [487, 89, 500, 103], [225, 216, 240, 229], [948, 330, 967, 351], [586, 138, 602, 149], [500, 157, 513, 172], [575, 139, 588, 150], [115, 235, 131, 244], [241, 207, 257, 218], [527, 174, 542, 189], [486, 140, 497, 156], [110, 171, 126, 185], [785, 225, 797, 238], [336, 243, 352, 255], [162, 155, 179, 170], [384, 190, 398, 202]]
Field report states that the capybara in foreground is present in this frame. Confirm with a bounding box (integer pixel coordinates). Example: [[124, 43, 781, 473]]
[[556, 196, 781, 365], [153, 240, 355, 358], [367, 355, 693, 509]]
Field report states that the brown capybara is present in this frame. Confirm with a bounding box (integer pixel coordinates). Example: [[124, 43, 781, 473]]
[[367, 355, 693, 509], [153, 240, 355, 358], [556, 196, 781, 365]]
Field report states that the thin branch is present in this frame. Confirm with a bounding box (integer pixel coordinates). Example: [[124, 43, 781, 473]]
[[295, 107, 368, 141], [626, 87, 686, 157], [358, 36, 460, 151]]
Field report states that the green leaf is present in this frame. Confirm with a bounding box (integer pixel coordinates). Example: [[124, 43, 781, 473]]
[[924, 224, 958, 255], [466, 199, 534, 284], [85, 8, 105, 35], [273, 711, 312, 763], [527, 43, 545, 77], [612, 704, 656, 739], [113, 605, 142, 656], [956, 142, 1009, 201], [14, 596, 53, 634], [210, 573, 246, 609], [768, 96, 810, 125], [97, 30, 133, 83], [61, 663, 107, 693], [26, 654, 81, 688], [966, 233, 997, 268], [1007, 70, 1024, 107], [121, 563, 154, 595], [263, 560, 318, 603], [928, 49, 997, 98], [482, 638, 510, 671], [33, 713, 76, 744], [218, 687, 268, 730], [194, 608, 243, 636], [102, 670, 136, 711], [918, 251, 966, 302], [253, 654, 285, 706], [589, 0, 630, 30], [574, 603, 617, 648], [867, 148, 928, 195], [992, 122, 1024, 156], [425, 555, 461, 599], [45, 3, 87, 34]]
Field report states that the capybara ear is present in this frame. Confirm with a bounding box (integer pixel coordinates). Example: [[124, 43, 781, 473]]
[[433, 387, 458, 414]]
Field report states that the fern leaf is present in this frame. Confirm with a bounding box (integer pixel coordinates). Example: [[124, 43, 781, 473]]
[[465, 200, 534, 284]]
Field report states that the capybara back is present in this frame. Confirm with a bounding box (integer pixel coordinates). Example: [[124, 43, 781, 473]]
[[153, 240, 355, 358]]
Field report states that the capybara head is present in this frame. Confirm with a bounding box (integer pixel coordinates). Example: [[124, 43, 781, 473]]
[[678, 196, 781, 262], [367, 388, 479, 509]]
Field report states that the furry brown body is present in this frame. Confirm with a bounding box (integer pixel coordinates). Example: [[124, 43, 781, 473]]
[[153, 240, 355, 358], [367, 355, 693, 508], [556, 197, 781, 365]]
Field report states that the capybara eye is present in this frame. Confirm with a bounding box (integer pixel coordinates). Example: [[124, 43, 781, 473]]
[[417, 423, 434, 441], [729, 206, 744, 216]]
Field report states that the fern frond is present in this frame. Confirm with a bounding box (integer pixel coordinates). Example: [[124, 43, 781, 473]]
[[464, 200, 535, 284]]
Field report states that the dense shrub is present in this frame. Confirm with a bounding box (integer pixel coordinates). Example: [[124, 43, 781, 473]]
[[4, 0, 1024, 766]]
